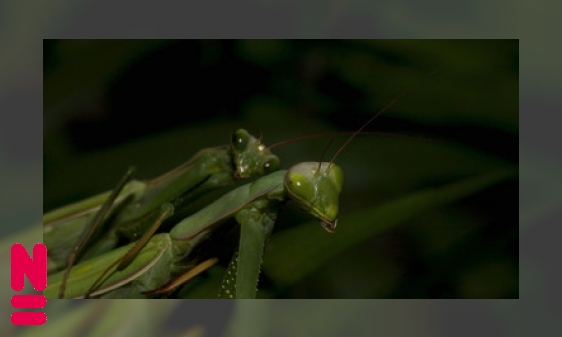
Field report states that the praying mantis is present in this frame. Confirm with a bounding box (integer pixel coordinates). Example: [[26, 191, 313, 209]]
[[44, 116, 353, 299], [44, 162, 343, 299], [45, 83, 423, 299], [42, 40, 516, 297], [44, 70, 414, 299], [44, 129, 282, 298]]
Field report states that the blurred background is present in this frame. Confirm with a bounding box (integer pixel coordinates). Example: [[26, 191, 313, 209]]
[[43, 40, 517, 299]]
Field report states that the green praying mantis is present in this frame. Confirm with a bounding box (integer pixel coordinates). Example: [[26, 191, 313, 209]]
[[44, 120, 346, 299], [44, 162, 342, 299], [44, 127, 342, 299], [44, 70, 435, 299], [44, 129, 282, 298]]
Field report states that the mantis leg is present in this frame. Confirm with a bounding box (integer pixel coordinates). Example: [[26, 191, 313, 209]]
[[142, 257, 219, 296], [227, 199, 280, 299], [59, 167, 136, 298], [145, 196, 280, 299], [84, 203, 174, 298]]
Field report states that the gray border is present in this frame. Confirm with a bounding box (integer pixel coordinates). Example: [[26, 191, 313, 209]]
[[1, 1, 559, 336]]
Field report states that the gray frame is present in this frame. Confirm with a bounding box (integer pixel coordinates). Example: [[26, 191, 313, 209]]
[[0, 1, 558, 336]]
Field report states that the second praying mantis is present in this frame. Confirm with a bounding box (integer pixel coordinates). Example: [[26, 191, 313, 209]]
[[44, 129, 281, 298]]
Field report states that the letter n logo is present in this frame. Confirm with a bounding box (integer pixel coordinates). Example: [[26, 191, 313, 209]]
[[11, 243, 47, 326]]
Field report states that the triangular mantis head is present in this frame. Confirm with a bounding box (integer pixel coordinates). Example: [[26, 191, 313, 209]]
[[230, 129, 280, 179], [284, 162, 344, 233]]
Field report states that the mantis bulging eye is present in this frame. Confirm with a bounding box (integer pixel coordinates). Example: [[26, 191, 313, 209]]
[[263, 156, 280, 174], [286, 171, 315, 202], [231, 129, 250, 152]]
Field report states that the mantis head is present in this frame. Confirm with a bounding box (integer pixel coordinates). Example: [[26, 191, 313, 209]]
[[284, 162, 344, 233], [230, 129, 280, 179]]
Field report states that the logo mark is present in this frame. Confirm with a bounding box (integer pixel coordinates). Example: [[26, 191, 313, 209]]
[[11, 243, 47, 326]]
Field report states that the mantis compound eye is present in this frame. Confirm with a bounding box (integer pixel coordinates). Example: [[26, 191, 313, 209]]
[[231, 129, 250, 152], [263, 155, 280, 174]]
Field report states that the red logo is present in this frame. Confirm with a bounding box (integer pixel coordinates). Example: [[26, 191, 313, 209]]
[[11, 243, 47, 325]]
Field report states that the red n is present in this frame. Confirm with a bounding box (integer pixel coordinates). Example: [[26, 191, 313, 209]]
[[11, 243, 47, 291], [11, 243, 47, 326]]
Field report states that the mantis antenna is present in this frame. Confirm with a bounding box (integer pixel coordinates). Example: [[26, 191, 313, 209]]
[[328, 69, 439, 168], [317, 138, 336, 173]]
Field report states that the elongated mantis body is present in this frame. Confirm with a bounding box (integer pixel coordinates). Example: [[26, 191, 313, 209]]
[[44, 162, 343, 299], [43, 129, 279, 296]]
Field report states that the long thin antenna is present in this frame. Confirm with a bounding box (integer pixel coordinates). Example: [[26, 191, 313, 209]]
[[267, 130, 431, 150], [328, 69, 439, 168], [317, 138, 336, 173]]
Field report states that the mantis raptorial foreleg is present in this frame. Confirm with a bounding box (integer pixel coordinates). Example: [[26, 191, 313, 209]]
[[151, 195, 280, 299], [231, 197, 280, 298]]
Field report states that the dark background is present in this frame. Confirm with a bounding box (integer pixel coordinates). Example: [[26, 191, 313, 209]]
[[43, 40, 517, 299]]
